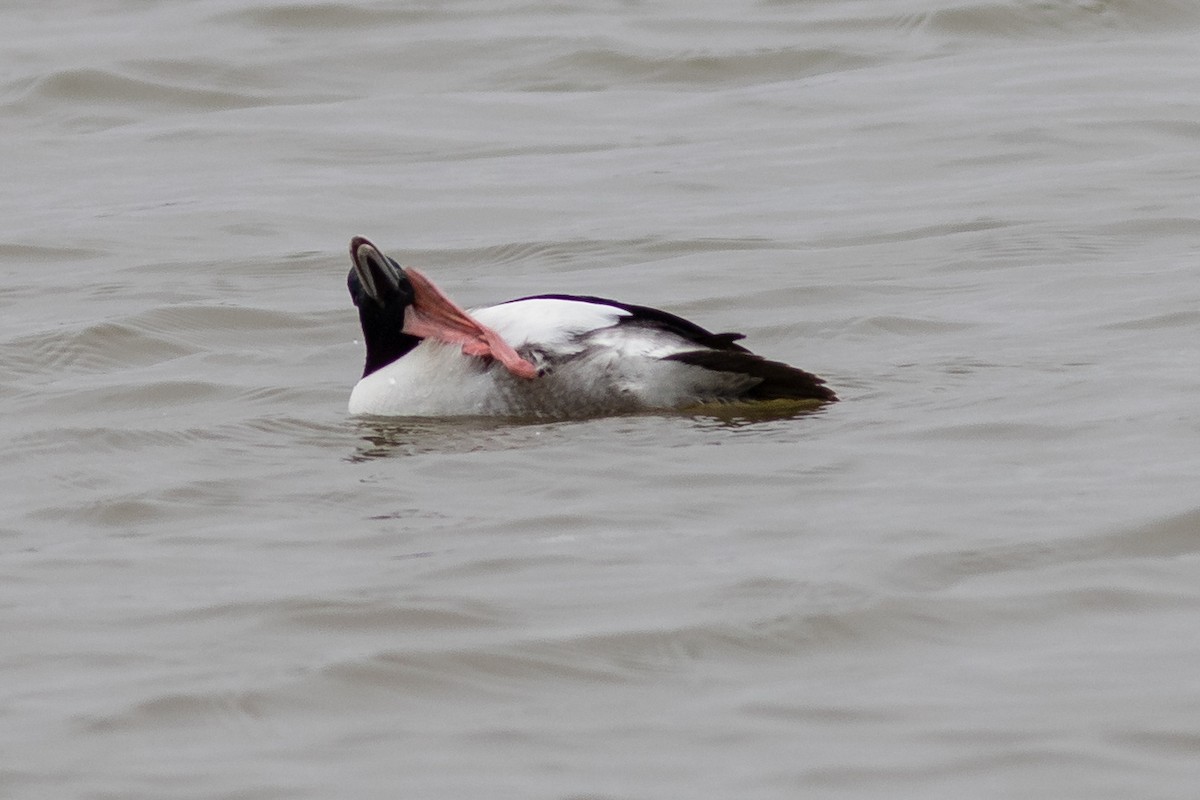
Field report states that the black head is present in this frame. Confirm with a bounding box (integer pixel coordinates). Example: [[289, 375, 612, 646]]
[[348, 236, 421, 377]]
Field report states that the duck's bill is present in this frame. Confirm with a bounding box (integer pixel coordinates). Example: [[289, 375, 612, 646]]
[[350, 236, 402, 302], [402, 267, 538, 379]]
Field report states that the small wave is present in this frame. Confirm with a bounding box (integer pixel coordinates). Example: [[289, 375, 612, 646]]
[[896, 0, 1200, 40], [299, 591, 942, 696], [319, 643, 649, 694], [277, 598, 502, 633], [4, 321, 195, 379], [3, 58, 334, 132], [811, 218, 1018, 251], [55, 379, 226, 410], [462, 240, 606, 272], [0, 242, 106, 262], [213, 2, 441, 31], [496, 45, 873, 91], [840, 315, 981, 337], [80, 689, 272, 734], [892, 506, 1200, 594], [348, 417, 574, 461], [11, 426, 217, 457], [7, 414, 348, 460], [1101, 310, 1200, 332], [10, 67, 269, 116], [2, 300, 335, 387], [128, 303, 323, 339]]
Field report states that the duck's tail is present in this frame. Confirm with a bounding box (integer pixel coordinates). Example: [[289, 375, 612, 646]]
[[663, 350, 837, 402]]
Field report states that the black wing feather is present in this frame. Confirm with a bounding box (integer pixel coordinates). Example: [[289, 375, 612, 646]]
[[664, 350, 837, 402], [509, 294, 750, 352]]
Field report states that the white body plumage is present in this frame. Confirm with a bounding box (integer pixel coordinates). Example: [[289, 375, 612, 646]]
[[349, 298, 759, 417]]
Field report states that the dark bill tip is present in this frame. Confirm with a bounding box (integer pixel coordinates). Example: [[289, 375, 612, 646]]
[[349, 236, 403, 303]]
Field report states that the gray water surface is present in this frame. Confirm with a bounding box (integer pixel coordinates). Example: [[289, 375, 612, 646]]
[[3, 2, 1200, 798]]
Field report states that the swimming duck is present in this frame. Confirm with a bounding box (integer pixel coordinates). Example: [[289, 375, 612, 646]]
[[347, 236, 835, 417]]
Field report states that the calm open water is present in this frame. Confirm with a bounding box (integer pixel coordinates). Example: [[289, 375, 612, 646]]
[[3, 1, 1200, 798]]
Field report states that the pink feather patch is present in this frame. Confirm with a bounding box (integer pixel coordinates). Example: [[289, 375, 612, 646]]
[[401, 268, 538, 379]]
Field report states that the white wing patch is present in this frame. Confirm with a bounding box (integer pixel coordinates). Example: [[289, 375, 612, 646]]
[[580, 323, 696, 360], [470, 298, 631, 352]]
